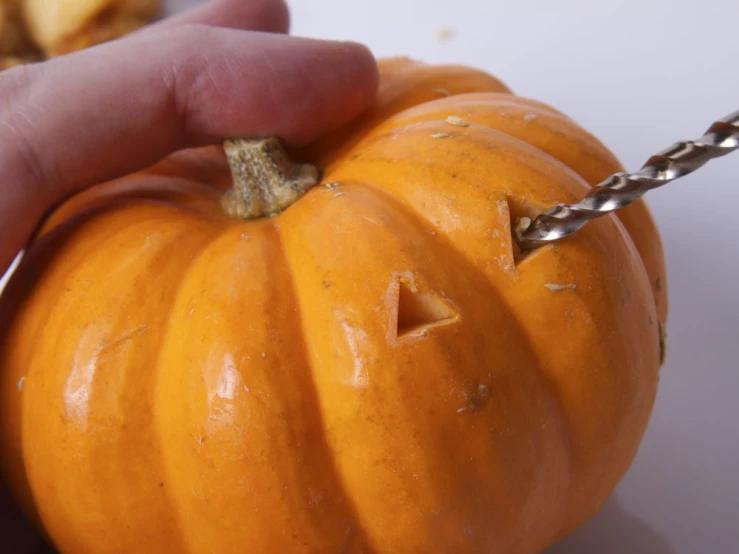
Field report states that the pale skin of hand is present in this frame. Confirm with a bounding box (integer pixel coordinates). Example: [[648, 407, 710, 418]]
[[0, 1, 379, 551]]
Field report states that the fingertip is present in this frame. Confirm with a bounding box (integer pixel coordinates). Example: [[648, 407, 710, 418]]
[[350, 40, 380, 99], [278, 38, 380, 145], [327, 40, 380, 128], [272, 0, 291, 34], [337, 39, 380, 92]]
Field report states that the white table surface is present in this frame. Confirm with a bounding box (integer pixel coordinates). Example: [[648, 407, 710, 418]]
[[4, 1, 739, 552]]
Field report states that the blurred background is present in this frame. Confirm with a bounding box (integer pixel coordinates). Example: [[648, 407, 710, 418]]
[[287, 1, 739, 553], [4, 0, 739, 552]]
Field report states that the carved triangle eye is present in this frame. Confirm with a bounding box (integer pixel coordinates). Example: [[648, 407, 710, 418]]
[[395, 278, 460, 339], [505, 194, 555, 266]]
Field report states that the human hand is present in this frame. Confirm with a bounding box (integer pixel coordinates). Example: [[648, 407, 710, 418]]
[[0, 0, 378, 551], [0, 0, 378, 280]]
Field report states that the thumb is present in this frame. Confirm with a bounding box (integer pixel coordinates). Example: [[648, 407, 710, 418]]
[[0, 25, 378, 275]]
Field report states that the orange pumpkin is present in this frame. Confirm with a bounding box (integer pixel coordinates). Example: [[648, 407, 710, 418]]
[[0, 57, 667, 554]]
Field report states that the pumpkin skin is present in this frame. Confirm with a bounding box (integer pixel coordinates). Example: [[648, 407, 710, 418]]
[[0, 57, 666, 554]]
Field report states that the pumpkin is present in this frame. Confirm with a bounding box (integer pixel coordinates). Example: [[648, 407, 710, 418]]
[[0, 0, 39, 69], [21, 0, 161, 56], [0, 0, 160, 66], [0, 57, 667, 554]]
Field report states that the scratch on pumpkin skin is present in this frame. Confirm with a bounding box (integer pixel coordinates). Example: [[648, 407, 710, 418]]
[[457, 383, 491, 414], [564, 310, 574, 325], [544, 283, 577, 292], [341, 320, 370, 389], [215, 354, 241, 401], [63, 325, 152, 426], [97, 325, 151, 359], [445, 115, 469, 127]]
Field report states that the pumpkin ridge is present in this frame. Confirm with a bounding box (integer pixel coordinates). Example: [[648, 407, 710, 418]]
[[327, 182, 579, 546], [1, 205, 198, 537], [502, 225, 660, 537], [66, 211, 223, 552], [504, 322, 577, 547], [360, 120, 607, 208], [0, 211, 120, 531], [354, 93, 615, 183], [371, 93, 573, 130], [146, 223, 232, 553], [271, 219, 377, 553], [345, 93, 667, 325], [341, 118, 658, 311], [325, 122, 581, 275], [5, 206, 220, 552], [34, 190, 226, 243]]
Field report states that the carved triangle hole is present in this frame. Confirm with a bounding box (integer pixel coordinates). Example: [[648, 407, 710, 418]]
[[396, 280, 459, 339], [507, 194, 548, 266]]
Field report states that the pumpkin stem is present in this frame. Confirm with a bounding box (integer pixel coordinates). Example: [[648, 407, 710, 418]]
[[221, 137, 320, 219]]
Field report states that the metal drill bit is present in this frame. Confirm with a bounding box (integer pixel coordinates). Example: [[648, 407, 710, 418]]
[[515, 109, 739, 250]]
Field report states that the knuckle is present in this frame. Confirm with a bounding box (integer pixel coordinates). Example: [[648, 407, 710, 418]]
[[0, 64, 50, 199]]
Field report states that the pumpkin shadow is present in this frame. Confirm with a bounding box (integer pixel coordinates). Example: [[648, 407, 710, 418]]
[[544, 495, 674, 554], [0, 483, 54, 554]]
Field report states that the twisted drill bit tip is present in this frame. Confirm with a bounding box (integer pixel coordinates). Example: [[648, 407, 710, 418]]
[[515, 109, 739, 250]]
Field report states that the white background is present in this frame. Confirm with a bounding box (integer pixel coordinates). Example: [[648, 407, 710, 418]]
[[4, 1, 738, 552]]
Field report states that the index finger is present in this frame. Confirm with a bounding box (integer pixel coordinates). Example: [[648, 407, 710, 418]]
[[0, 26, 378, 276]]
